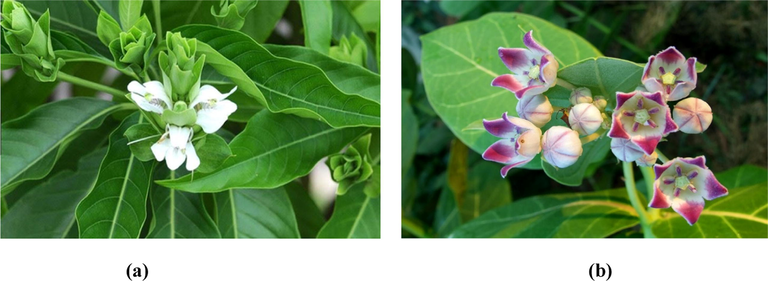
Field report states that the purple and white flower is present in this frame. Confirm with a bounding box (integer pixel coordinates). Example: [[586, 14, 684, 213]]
[[482, 112, 542, 177], [492, 30, 559, 99], [608, 91, 678, 155], [649, 156, 728, 225], [642, 47, 697, 101]]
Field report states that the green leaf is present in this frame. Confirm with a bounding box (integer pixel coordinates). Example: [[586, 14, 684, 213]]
[[421, 12, 601, 155], [1, 70, 59, 121], [149, 0, 218, 32], [265, 44, 380, 103], [240, 0, 288, 43], [75, 114, 156, 238], [214, 187, 300, 238], [148, 170, 221, 238], [652, 165, 768, 238], [1, 148, 105, 238], [434, 185, 461, 238], [695, 61, 706, 73], [331, 1, 377, 72], [285, 182, 326, 238], [119, 0, 143, 29], [402, 89, 418, 173], [449, 188, 639, 238], [51, 30, 111, 64], [124, 123, 160, 162], [194, 133, 232, 174], [461, 162, 512, 221], [317, 186, 380, 238], [549, 57, 644, 107], [157, 110, 368, 192], [97, 11, 122, 47], [299, 0, 333, 55], [350, 0, 379, 33], [20, 0, 110, 56], [1, 98, 119, 190], [440, 1, 481, 17], [542, 135, 611, 186], [177, 25, 380, 128]]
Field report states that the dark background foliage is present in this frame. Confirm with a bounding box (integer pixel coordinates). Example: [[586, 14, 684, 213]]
[[401, 0, 767, 238]]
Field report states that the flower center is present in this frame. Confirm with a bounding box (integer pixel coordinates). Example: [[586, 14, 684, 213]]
[[675, 176, 690, 189], [527, 65, 540, 80], [144, 93, 155, 102], [661, 72, 676, 85], [634, 109, 650, 124], [173, 101, 188, 112]]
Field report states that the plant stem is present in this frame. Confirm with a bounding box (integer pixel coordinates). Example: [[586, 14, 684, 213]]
[[57, 72, 126, 98], [152, 0, 163, 44], [655, 149, 670, 163], [639, 166, 661, 220], [556, 78, 576, 90], [170, 169, 175, 239], [622, 161, 655, 238]]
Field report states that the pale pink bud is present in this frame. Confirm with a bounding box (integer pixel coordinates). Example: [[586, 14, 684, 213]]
[[569, 87, 593, 105], [568, 103, 603, 135], [673, 97, 712, 134], [516, 94, 553, 127], [541, 126, 582, 168]]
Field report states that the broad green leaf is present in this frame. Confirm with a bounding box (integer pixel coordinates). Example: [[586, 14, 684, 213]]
[[194, 133, 232, 174], [0, 70, 59, 121], [547, 57, 644, 107], [434, 185, 461, 238], [240, 0, 288, 43], [331, 1, 377, 72], [299, 0, 333, 55], [542, 135, 612, 186], [177, 25, 381, 128], [119, 0, 143, 29], [148, 170, 221, 238], [652, 165, 768, 238], [350, 0, 379, 33], [157, 110, 368, 192], [75, 114, 156, 238], [214, 187, 300, 238], [421, 12, 601, 155], [402, 87, 418, 173], [440, 1, 481, 17], [285, 182, 326, 238], [265, 44, 381, 103], [1, 148, 105, 238], [461, 162, 512, 221], [20, 0, 110, 56], [51, 30, 111, 64], [1, 98, 121, 190], [317, 186, 380, 238], [148, 0, 218, 32], [449, 188, 639, 238]]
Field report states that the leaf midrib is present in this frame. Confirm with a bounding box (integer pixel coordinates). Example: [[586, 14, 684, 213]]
[[108, 155, 136, 238], [347, 196, 371, 238]]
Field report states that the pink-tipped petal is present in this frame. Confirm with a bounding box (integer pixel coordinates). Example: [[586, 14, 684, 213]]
[[523, 30, 550, 56], [649, 182, 671, 208], [672, 197, 705, 225], [642, 56, 655, 81], [662, 108, 679, 135], [680, 156, 707, 169], [498, 47, 533, 73], [483, 112, 525, 138], [483, 139, 518, 164], [500, 157, 534, 178], [702, 171, 728, 200], [615, 92, 635, 110], [654, 161, 674, 180], [514, 85, 547, 99], [642, 78, 664, 95], [607, 114, 630, 139], [667, 81, 695, 101], [656, 46, 686, 65], [631, 135, 661, 155], [643, 91, 665, 106], [491, 74, 526, 93]]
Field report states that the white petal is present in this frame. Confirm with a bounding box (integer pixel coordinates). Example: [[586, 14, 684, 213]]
[[168, 126, 191, 148], [151, 138, 171, 161], [144, 81, 173, 109], [127, 81, 146, 95], [165, 147, 185, 170], [185, 142, 200, 171], [191, 85, 223, 108], [130, 93, 164, 114], [214, 99, 238, 116], [196, 109, 229, 134]]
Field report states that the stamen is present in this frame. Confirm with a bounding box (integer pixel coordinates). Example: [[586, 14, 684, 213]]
[[663, 178, 675, 185], [673, 68, 681, 75], [648, 107, 660, 114], [623, 111, 636, 117], [675, 165, 683, 177], [689, 185, 697, 193], [632, 122, 640, 132], [531, 58, 537, 65], [674, 188, 681, 197], [647, 119, 657, 128], [687, 171, 698, 179], [636, 98, 644, 109], [658, 67, 665, 74]]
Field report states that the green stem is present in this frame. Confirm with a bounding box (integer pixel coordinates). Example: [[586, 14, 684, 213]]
[[655, 149, 670, 163], [57, 72, 126, 98], [170, 169, 175, 239], [556, 78, 576, 90], [639, 166, 661, 220], [622, 161, 655, 238], [152, 0, 164, 44]]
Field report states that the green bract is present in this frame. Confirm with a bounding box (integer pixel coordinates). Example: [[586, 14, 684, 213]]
[[159, 32, 206, 101], [328, 134, 374, 195], [329, 34, 367, 67], [211, 0, 258, 30], [108, 15, 155, 75], [0, 0, 62, 82]]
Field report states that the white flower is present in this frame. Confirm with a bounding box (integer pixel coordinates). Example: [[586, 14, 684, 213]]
[[190, 85, 238, 134], [151, 125, 200, 171], [128, 81, 172, 114]]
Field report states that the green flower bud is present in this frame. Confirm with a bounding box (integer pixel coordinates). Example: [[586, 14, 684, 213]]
[[329, 34, 367, 68], [211, 0, 258, 30], [1, 0, 62, 82], [327, 135, 375, 195], [159, 32, 205, 102], [108, 15, 155, 75]]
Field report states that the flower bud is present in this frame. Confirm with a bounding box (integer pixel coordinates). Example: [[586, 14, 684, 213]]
[[673, 97, 712, 134], [541, 126, 582, 168], [329, 34, 368, 68], [568, 103, 603, 136], [1, 0, 62, 82], [108, 16, 156, 76], [327, 135, 374, 195], [610, 138, 644, 162], [212, 0, 258, 30], [159, 32, 206, 102], [636, 151, 658, 167], [569, 87, 592, 105], [516, 94, 553, 127], [592, 95, 608, 111]]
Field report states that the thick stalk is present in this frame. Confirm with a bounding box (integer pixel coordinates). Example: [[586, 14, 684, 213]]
[[639, 166, 661, 220], [655, 149, 670, 163], [623, 161, 655, 238], [152, 0, 163, 44], [57, 72, 126, 98]]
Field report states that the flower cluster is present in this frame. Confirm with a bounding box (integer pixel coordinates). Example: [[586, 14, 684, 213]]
[[128, 33, 237, 171], [0, 0, 64, 82]]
